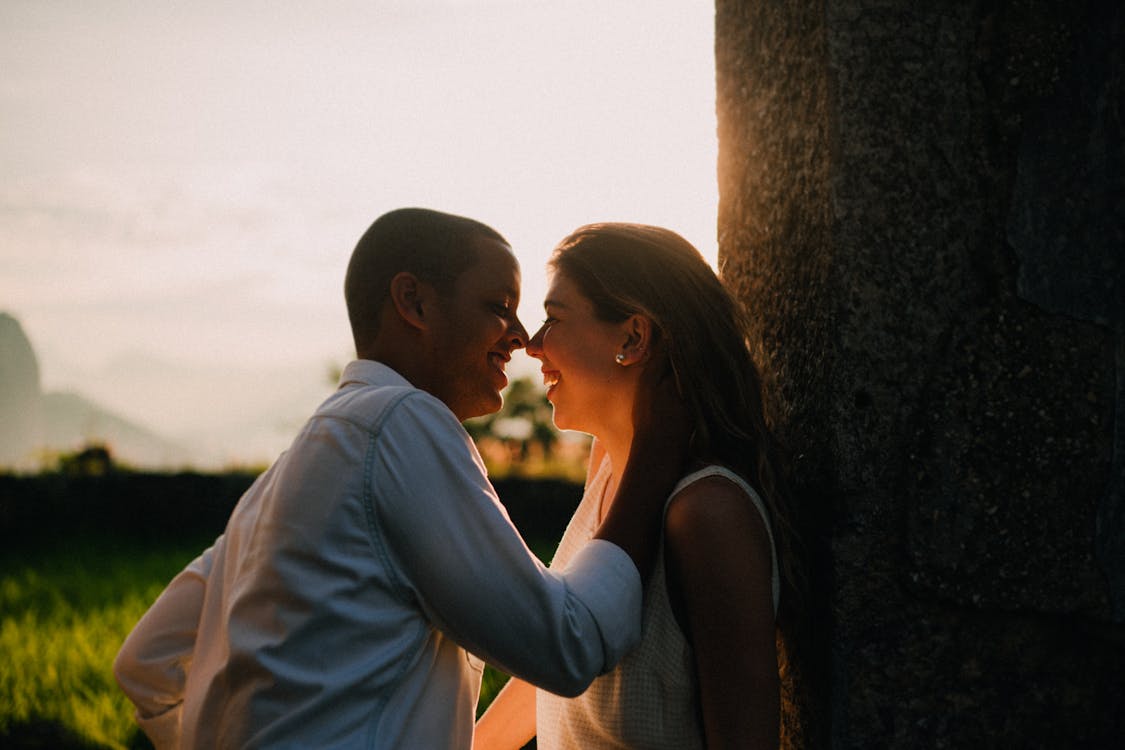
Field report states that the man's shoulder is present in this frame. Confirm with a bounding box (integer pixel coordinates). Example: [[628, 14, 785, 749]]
[[318, 381, 457, 435]]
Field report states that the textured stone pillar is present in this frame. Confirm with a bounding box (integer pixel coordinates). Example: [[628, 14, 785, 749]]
[[716, 1, 1125, 747]]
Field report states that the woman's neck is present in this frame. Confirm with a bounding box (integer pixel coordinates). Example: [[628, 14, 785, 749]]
[[598, 425, 633, 512]]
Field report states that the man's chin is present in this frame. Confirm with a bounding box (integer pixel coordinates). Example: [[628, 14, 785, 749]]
[[461, 392, 504, 422], [483, 391, 504, 415]]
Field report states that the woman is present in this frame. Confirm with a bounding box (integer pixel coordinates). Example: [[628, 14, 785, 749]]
[[475, 223, 793, 749]]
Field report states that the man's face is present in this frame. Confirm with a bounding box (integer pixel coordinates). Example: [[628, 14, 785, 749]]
[[426, 237, 528, 421]]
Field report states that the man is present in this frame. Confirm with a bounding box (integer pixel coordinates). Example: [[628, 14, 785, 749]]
[[114, 208, 685, 749]]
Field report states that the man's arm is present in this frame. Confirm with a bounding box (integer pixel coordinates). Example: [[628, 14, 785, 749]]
[[371, 394, 670, 696], [594, 347, 691, 577], [113, 543, 216, 749]]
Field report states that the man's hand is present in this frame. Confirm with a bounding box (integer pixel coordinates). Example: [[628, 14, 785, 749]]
[[630, 337, 691, 462], [595, 336, 692, 579]]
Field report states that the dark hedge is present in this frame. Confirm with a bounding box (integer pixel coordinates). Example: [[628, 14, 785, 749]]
[[0, 472, 580, 550]]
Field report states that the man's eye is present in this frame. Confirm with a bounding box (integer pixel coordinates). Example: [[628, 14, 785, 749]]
[[490, 303, 511, 317]]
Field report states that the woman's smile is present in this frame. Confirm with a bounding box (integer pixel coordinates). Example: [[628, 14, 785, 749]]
[[541, 369, 560, 392]]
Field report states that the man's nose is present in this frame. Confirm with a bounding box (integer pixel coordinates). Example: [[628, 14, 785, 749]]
[[508, 317, 529, 350]]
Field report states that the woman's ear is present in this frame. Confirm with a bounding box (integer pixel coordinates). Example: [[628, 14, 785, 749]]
[[618, 314, 655, 365], [388, 272, 428, 331]]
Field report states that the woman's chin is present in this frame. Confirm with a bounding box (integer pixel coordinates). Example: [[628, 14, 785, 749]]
[[550, 400, 596, 434], [549, 407, 573, 433]]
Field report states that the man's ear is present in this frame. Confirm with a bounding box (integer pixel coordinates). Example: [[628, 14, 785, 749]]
[[388, 272, 429, 331]]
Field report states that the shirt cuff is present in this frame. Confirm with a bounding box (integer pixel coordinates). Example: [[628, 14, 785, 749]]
[[561, 539, 643, 671]]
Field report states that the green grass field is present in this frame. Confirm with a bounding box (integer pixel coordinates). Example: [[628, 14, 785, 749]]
[[0, 534, 546, 749], [0, 536, 206, 749]]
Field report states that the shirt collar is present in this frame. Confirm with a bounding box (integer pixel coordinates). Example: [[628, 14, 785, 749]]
[[337, 359, 414, 390]]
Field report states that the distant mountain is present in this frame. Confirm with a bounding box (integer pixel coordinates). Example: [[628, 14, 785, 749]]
[[72, 350, 336, 469], [0, 312, 192, 470], [40, 390, 194, 469], [0, 312, 44, 468]]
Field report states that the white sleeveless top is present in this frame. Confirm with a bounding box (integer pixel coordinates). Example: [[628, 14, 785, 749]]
[[536, 458, 780, 750]]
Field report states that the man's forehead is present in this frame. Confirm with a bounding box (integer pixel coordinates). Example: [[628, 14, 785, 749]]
[[473, 235, 516, 261], [474, 238, 520, 273], [461, 238, 521, 294]]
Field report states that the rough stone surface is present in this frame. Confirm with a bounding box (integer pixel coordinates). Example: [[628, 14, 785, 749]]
[[716, 0, 1125, 746], [715, 3, 836, 744]]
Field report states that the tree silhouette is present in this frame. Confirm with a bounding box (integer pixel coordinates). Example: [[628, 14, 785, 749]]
[[464, 377, 558, 460]]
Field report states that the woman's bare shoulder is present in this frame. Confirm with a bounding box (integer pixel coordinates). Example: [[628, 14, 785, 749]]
[[664, 472, 771, 555]]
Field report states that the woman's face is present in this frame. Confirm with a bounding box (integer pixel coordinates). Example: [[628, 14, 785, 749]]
[[526, 272, 632, 434]]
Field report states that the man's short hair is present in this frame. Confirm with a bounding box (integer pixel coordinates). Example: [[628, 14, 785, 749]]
[[344, 208, 508, 350]]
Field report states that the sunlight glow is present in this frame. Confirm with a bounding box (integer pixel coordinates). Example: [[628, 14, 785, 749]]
[[0, 1, 717, 466]]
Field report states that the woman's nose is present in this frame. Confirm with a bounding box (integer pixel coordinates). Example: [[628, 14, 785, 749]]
[[526, 325, 546, 358]]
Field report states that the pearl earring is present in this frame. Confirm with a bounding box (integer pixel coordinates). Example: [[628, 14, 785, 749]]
[[615, 353, 626, 364]]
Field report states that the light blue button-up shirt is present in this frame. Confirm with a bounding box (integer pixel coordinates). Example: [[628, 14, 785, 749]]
[[114, 360, 642, 749]]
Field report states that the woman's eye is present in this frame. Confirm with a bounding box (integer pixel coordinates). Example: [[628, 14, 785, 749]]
[[541, 317, 557, 328]]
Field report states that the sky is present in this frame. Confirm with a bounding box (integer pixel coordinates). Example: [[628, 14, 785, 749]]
[[1, 0, 719, 466]]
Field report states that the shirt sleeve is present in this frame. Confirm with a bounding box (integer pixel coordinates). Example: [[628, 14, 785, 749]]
[[113, 541, 217, 749], [369, 394, 642, 697]]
